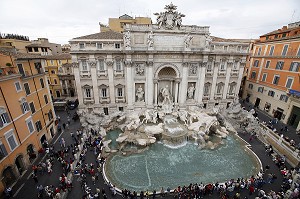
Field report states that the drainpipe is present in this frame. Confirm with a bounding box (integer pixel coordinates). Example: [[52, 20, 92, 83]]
[[0, 86, 21, 144]]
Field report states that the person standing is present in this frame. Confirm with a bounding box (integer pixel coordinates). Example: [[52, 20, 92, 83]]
[[32, 172, 38, 183]]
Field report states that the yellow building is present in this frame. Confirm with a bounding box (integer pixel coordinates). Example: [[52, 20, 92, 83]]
[[44, 54, 72, 99], [0, 33, 31, 53], [0, 47, 56, 193], [100, 14, 152, 32]]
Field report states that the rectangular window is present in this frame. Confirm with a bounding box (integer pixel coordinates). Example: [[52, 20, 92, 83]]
[[85, 88, 91, 98], [289, 62, 299, 72], [268, 90, 275, 97], [24, 83, 31, 95], [269, 46, 274, 55], [35, 121, 42, 132], [258, 87, 264, 93], [15, 82, 22, 92], [0, 141, 8, 160], [280, 95, 289, 102], [48, 110, 53, 120], [115, 43, 120, 49], [297, 47, 300, 57], [204, 85, 210, 95], [44, 95, 48, 104], [265, 60, 270, 68], [40, 78, 45, 88], [119, 107, 124, 112], [251, 71, 256, 79], [29, 102, 35, 114], [0, 112, 11, 128], [96, 43, 103, 49], [26, 119, 35, 134], [117, 88, 123, 97], [79, 43, 85, 49], [104, 107, 109, 115], [34, 47, 38, 52], [248, 84, 253, 89], [286, 77, 293, 89], [98, 60, 105, 71], [253, 60, 259, 67], [5, 131, 18, 151], [102, 88, 107, 97], [116, 60, 121, 71], [82, 60, 88, 71], [257, 47, 262, 55], [275, 61, 284, 70], [17, 63, 25, 76], [224, 46, 228, 51], [21, 101, 30, 113], [282, 44, 288, 56], [237, 46, 241, 51], [261, 73, 267, 82], [58, 60, 62, 65], [273, 75, 280, 85]]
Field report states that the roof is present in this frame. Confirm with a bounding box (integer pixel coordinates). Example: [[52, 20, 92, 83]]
[[26, 44, 50, 48], [211, 36, 251, 43], [43, 53, 71, 60], [62, 63, 73, 67], [15, 53, 44, 59], [72, 30, 123, 40], [261, 26, 300, 37], [0, 47, 17, 56], [119, 14, 133, 19]]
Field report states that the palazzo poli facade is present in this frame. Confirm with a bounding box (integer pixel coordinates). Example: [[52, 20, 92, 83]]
[[70, 4, 250, 114]]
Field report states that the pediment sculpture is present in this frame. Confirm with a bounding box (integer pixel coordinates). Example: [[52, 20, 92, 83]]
[[154, 3, 185, 30]]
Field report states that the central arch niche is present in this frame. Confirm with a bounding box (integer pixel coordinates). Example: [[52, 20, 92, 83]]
[[157, 66, 178, 105]]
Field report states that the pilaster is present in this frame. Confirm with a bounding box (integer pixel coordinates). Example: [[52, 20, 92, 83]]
[[179, 62, 189, 106], [90, 61, 99, 104]]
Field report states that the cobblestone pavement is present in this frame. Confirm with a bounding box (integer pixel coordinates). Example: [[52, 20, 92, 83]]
[[9, 106, 295, 199]]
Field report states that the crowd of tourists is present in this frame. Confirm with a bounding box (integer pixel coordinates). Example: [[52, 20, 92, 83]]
[[7, 103, 299, 199]]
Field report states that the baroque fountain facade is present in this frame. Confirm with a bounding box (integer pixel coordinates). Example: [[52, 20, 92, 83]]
[[73, 3, 261, 192]]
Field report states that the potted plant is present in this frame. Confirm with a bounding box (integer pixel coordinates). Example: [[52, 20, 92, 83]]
[[6, 63, 12, 67]]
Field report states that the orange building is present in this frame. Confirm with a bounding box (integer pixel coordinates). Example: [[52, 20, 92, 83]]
[[244, 22, 300, 130], [0, 46, 56, 193]]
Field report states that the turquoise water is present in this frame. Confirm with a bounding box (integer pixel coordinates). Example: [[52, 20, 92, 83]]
[[106, 129, 122, 150], [104, 135, 260, 192]]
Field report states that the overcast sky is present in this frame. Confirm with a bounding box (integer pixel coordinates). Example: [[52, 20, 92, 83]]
[[1, 0, 299, 44]]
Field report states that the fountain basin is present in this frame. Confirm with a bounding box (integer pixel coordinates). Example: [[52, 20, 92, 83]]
[[104, 134, 261, 192]]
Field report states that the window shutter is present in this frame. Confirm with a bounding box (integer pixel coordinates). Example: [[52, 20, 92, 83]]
[[0, 144, 8, 156], [0, 118, 3, 127], [20, 104, 25, 114], [4, 113, 10, 123], [25, 102, 30, 111]]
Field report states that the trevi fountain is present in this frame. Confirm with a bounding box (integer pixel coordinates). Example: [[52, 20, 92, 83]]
[[77, 85, 262, 192]]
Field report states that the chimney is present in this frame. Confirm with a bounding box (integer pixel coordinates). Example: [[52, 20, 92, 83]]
[[282, 26, 287, 30]]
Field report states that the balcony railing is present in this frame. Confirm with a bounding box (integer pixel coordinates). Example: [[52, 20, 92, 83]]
[[115, 96, 126, 103], [97, 70, 108, 77]]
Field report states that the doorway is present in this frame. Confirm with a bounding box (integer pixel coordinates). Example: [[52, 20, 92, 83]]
[[15, 155, 25, 175], [56, 90, 61, 98], [27, 144, 36, 162], [254, 98, 261, 108], [2, 166, 17, 187], [288, 106, 300, 129], [274, 108, 284, 120]]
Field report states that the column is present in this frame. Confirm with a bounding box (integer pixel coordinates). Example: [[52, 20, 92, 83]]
[[125, 60, 134, 109], [64, 79, 68, 96], [73, 62, 83, 105], [174, 79, 180, 104], [222, 62, 232, 99], [235, 63, 246, 97], [210, 61, 218, 100], [196, 62, 206, 103], [90, 61, 99, 104], [106, 60, 116, 105], [179, 62, 189, 106], [146, 61, 154, 108], [154, 80, 158, 106]]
